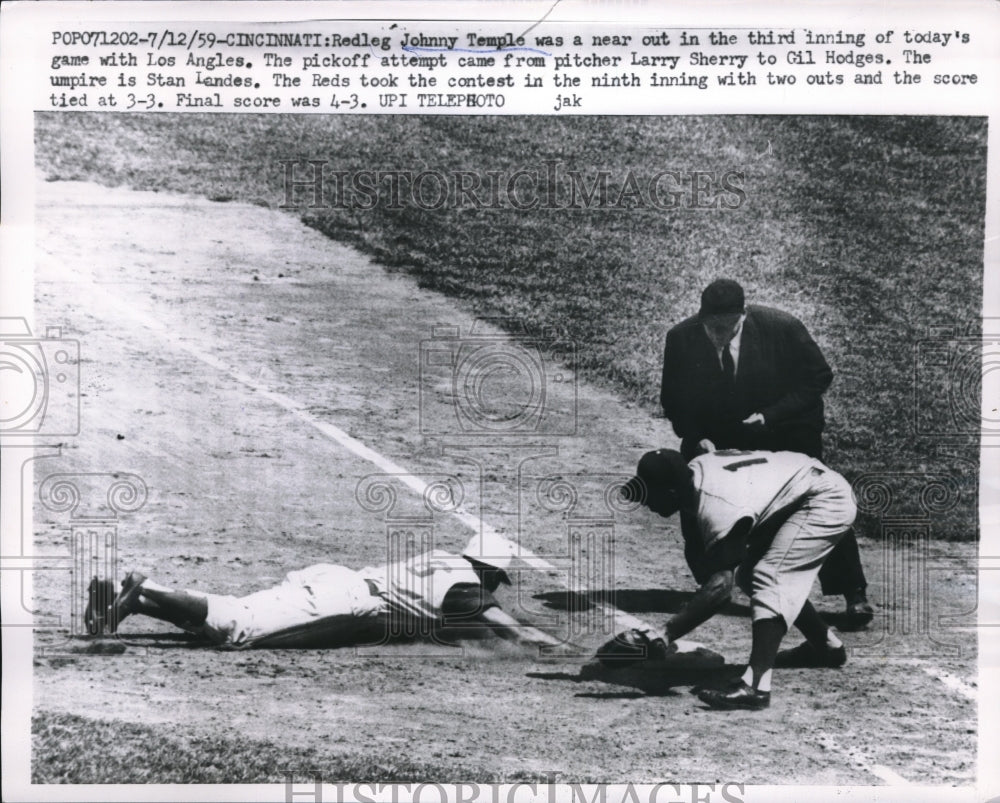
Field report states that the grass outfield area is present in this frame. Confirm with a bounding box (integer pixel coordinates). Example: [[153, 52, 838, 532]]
[[35, 113, 985, 537], [32, 712, 548, 784]]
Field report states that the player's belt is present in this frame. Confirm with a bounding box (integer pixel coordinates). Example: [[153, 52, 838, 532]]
[[364, 578, 381, 597]]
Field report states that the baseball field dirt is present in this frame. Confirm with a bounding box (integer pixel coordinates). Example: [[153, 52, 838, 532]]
[[27, 179, 977, 786]]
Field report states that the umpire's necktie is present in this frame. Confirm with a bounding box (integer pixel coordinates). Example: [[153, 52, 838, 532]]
[[721, 343, 736, 392]]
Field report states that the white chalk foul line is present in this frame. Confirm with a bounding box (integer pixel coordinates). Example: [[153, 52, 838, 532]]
[[116, 303, 513, 541], [920, 665, 977, 701], [896, 659, 978, 702], [867, 765, 912, 786], [815, 732, 912, 786], [103, 288, 664, 637]]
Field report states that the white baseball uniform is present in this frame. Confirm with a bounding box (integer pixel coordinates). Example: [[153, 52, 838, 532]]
[[193, 550, 486, 649], [690, 450, 857, 626]]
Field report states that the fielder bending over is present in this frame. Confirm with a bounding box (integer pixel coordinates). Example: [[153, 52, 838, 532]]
[[606, 448, 857, 711]]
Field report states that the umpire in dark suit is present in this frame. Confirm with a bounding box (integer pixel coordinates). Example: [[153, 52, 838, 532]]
[[660, 279, 873, 627]]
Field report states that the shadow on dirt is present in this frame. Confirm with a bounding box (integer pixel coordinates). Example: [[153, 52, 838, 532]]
[[528, 659, 743, 698], [90, 624, 510, 652], [91, 632, 205, 649], [534, 588, 752, 618]]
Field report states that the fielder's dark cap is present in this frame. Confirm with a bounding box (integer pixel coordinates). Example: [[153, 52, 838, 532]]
[[621, 449, 691, 506], [698, 279, 745, 318]]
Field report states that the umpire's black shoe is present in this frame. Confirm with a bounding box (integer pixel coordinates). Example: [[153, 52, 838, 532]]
[[845, 601, 875, 629], [698, 680, 770, 711], [843, 589, 874, 629], [774, 640, 847, 668]]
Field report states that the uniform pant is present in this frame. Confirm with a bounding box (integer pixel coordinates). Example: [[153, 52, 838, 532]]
[[194, 564, 387, 649], [734, 467, 857, 626]]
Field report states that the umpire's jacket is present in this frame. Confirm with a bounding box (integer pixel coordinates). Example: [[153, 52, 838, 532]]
[[660, 304, 833, 457]]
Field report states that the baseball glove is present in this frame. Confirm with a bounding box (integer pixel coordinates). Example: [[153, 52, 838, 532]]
[[596, 628, 670, 669], [84, 576, 117, 635]]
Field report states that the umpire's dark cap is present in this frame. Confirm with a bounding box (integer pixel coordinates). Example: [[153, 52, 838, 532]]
[[698, 279, 745, 318], [621, 449, 691, 506]]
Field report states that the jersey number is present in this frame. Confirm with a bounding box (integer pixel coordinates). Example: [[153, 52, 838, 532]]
[[722, 457, 769, 472]]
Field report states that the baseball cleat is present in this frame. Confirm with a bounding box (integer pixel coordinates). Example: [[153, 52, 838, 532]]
[[698, 680, 770, 711], [107, 571, 147, 633], [83, 577, 117, 635], [774, 640, 848, 668]]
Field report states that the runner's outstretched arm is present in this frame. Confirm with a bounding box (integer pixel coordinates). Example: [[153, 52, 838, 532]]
[[477, 606, 566, 648]]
